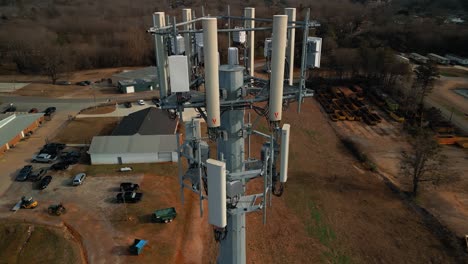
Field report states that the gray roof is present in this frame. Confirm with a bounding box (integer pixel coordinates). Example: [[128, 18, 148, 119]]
[[112, 108, 178, 136], [89, 134, 177, 154], [0, 113, 44, 147], [113, 66, 158, 82]]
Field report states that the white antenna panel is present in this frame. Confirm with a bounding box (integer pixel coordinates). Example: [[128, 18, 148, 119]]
[[168, 55, 190, 93], [306, 37, 322, 68], [280, 124, 290, 183], [232, 27, 246, 44], [207, 159, 227, 228], [171, 35, 185, 55]]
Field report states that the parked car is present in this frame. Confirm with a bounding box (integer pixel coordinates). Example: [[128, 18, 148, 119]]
[[50, 162, 69, 170], [72, 173, 86, 186], [2, 104, 16, 113], [39, 176, 52, 189], [120, 182, 139, 192], [119, 167, 133, 172], [116, 191, 143, 203], [29, 168, 47, 182], [56, 81, 71, 85], [137, 100, 145, 105], [76, 80, 92, 86], [44, 107, 56, 115], [124, 102, 132, 108], [32, 153, 57, 163], [16, 165, 33, 181], [44, 143, 66, 150], [63, 156, 79, 165], [28, 108, 38, 113]]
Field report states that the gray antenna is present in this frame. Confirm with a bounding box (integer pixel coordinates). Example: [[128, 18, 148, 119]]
[[148, 7, 320, 264]]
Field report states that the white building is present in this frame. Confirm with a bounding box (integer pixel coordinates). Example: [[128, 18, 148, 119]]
[[89, 108, 179, 164]]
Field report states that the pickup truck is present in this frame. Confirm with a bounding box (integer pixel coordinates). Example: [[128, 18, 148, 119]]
[[120, 182, 139, 192], [116, 192, 143, 203], [32, 153, 57, 163], [152, 207, 177, 223]]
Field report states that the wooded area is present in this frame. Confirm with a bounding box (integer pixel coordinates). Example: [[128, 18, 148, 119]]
[[0, 0, 467, 76]]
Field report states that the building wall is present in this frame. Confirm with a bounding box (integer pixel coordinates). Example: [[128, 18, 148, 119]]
[[8, 133, 22, 148], [0, 115, 44, 156], [0, 144, 7, 155], [90, 152, 176, 165]]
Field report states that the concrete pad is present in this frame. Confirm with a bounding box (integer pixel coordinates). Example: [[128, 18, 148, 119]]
[[0, 83, 30, 92]]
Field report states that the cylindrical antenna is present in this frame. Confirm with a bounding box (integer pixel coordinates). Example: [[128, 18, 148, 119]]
[[244, 7, 255, 77], [228, 47, 239, 65], [182, 9, 193, 78], [203, 18, 221, 129], [268, 15, 288, 123], [285, 8, 296, 86], [153, 12, 169, 98]]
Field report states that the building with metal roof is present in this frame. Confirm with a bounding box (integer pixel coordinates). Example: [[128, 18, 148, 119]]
[[111, 67, 159, 93], [88, 108, 179, 164], [112, 108, 178, 136], [0, 113, 45, 155]]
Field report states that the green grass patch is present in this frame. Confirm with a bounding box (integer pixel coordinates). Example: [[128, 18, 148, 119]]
[[305, 202, 352, 264], [0, 222, 81, 264], [304, 129, 320, 141]]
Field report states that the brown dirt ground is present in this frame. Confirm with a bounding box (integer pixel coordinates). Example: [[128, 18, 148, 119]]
[[243, 100, 456, 263], [52, 117, 120, 144], [79, 105, 116, 115], [3, 67, 142, 98]]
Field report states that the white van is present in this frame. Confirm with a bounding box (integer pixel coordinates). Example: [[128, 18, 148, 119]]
[[72, 173, 86, 186]]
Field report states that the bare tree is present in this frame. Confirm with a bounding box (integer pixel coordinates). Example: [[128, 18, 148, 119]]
[[412, 63, 440, 126], [40, 46, 68, 85], [400, 129, 455, 196]]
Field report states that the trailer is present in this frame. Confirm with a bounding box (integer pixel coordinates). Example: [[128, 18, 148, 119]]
[[152, 207, 177, 223]]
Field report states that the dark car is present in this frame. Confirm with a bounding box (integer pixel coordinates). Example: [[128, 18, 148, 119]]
[[63, 157, 79, 165], [2, 104, 16, 114], [56, 81, 71, 85], [152, 97, 160, 107], [29, 168, 47, 182], [124, 102, 132, 108], [39, 176, 52, 189], [120, 182, 140, 192], [16, 165, 33, 181], [44, 143, 65, 150], [28, 108, 38, 113], [116, 191, 143, 203], [61, 151, 80, 158], [44, 107, 56, 115], [50, 162, 69, 170]]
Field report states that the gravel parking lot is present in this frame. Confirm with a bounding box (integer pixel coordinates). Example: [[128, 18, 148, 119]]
[[0, 172, 144, 264]]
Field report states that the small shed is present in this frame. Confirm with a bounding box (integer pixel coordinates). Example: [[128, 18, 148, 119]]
[[118, 78, 157, 94]]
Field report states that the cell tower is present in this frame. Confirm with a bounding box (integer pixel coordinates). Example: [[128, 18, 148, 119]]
[[148, 6, 321, 264]]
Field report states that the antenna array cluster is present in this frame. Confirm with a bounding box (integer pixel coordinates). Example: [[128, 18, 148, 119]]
[[148, 7, 321, 264]]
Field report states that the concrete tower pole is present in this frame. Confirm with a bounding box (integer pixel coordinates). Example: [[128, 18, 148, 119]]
[[244, 8, 255, 77], [153, 12, 169, 98], [285, 8, 296, 86], [182, 9, 193, 79]]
